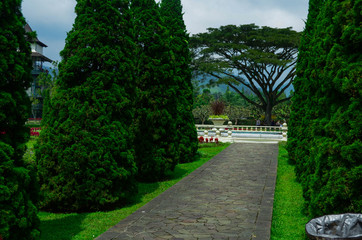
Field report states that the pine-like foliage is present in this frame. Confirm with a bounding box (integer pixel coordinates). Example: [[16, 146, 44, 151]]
[[160, 0, 198, 163], [35, 0, 137, 212], [131, 0, 179, 181], [288, 0, 362, 217], [0, 0, 40, 239], [288, 0, 322, 191]]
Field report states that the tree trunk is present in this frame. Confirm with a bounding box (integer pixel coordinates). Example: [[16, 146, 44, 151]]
[[264, 103, 273, 126]]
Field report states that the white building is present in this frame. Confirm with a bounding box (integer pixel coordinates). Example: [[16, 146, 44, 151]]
[[25, 24, 52, 119]]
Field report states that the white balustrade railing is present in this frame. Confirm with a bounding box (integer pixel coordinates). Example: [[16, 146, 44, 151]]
[[195, 122, 288, 141]]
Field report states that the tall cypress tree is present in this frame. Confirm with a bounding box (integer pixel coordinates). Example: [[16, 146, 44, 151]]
[[288, 0, 361, 216], [0, 0, 40, 239], [35, 0, 137, 212], [160, 0, 198, 163], [287, 0, 323, 200], [131, 0, 179, 181]]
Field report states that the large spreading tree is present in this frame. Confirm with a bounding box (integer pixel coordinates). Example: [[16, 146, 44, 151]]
[[288, 0, 361, 217], [160, 0, 198, 163], [0, 0, 40, 239], [35, 0, 137, 212], [131, 0, 180, 181], [190, 24, 300, 125]]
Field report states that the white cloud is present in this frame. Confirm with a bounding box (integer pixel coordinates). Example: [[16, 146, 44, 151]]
[[21, 0, 308, 62], [248, 7, 305, 30], [182, 0, 307, 34], [22, 0, 76, 29]]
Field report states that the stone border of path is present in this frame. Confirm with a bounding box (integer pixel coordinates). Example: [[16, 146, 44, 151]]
[[96, 143, 278, 240]]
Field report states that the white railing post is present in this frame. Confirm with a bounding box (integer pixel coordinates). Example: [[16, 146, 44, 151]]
[[282, 123, 288, 141], [215, 128, 221, 137], [227, 121, 233, 138]]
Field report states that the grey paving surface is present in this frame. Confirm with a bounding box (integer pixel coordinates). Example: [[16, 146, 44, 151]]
[[96, 143, 278, 240]]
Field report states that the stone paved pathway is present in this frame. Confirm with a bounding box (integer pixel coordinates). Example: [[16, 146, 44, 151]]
[[96, 143, 279, 240]]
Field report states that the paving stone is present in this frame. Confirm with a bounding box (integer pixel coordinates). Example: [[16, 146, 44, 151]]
[[95, 143, 278, 240]]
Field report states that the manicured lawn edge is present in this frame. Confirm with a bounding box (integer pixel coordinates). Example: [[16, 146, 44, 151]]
[[270, 142, 309, 240], [35, 142, 230, 240]]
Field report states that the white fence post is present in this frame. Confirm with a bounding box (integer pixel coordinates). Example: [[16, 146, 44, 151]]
[[227, 121, 233, 138], [282, 123, 288, 141]]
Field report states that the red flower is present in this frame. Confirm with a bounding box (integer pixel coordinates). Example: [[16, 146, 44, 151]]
[[30, 127, 41, 136]]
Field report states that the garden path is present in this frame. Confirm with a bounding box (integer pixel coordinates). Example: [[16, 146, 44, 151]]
[[96, 143, 278, 240]]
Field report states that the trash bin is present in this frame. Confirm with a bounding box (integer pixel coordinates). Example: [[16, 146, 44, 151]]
[[306, 213, 362, 240]]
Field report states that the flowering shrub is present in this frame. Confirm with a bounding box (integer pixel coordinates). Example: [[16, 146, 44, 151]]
[[30, 128, 41, 136], [199, 136, 220, 144]]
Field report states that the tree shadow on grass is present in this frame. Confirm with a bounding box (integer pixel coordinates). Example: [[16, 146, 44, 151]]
[[127, 165, 188, 206], [127, 181, 161, 207], [40, 213, 87, 240], [167, 165, 188, 180]]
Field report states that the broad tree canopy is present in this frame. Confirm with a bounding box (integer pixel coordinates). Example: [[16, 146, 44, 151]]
[[190, 24, 300, 124]]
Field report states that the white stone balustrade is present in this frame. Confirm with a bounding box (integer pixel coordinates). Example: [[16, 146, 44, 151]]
[[195, 123, 288, 142]]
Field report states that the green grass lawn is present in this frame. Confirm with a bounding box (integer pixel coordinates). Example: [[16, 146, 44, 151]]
[[270, 142, 309, 240], [25, 140, 229, 240]]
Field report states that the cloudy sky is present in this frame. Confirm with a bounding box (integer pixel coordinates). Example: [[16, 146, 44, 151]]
[[22, 0, 309, 65]]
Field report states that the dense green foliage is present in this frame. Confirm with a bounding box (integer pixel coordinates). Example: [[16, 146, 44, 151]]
[[131, 0, 180, 181], [190, 24, 300, 125], [160, 0, 198, 163], [288, 0, 362, 217], [0, 0, 40, 239], [35, 0, 137, 212]]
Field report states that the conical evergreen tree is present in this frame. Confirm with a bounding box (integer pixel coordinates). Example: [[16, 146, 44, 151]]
[[288, 0, 361, 216], [35, 0, 137, 212], [0, 0, 40, 239], [131, 0, 179, 181], [287, 0, 323, 201], [160, 0, 198, 163]]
